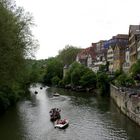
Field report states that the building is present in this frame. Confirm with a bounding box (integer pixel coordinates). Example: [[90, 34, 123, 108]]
[[113, 35, 128, 71], [107, 45, 114, 72], [129, 25, 140, 66], [92, 40, 107, 72], [106, 34, 128, 72], [76, 43, 96, 67], [63, 65, 69, 78], [123, 47, 130, 73], [113, 44, 127, 71]]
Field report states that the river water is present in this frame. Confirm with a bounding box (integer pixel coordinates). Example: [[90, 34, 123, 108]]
[[0, 84, 140, 140]]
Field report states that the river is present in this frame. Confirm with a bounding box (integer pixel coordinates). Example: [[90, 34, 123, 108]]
[[0, 84, 140, 140]]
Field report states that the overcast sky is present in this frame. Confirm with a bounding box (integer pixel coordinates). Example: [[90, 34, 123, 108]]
[[15, 0, 140, 59]]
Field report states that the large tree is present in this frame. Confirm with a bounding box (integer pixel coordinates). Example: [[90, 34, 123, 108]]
[[0, 0, 38, 88], [57, 45, 81, 66], [63, 62, 97, 87], [43, 57, 63, 85], [0, 0, 38, 112]]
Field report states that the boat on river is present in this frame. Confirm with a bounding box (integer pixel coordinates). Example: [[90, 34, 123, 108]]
[[53, 92, 60, 97], [54, 119, 69, 129], [34, 91, 38, 94], [49, 108, 61, 121]]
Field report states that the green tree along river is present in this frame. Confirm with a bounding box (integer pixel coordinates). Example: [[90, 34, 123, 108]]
[[0, 84, 140, 140]]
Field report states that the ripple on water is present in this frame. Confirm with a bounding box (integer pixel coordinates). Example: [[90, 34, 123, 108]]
[[0, 85, 139, 140]]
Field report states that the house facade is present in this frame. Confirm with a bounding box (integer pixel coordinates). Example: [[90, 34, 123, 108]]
[[106, 34, 128, 72], [123, 47, 130, 73], [129, 25, 140, 66], [107, 45, 114, 72], [113, 44, 127, 71], [76, 43, 96, 68], [75, 26, 140, 73], [92, 40, 107, 72], [113, 35, 128, 71]]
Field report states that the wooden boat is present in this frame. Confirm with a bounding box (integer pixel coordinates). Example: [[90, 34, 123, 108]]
[[54, 119, 69, 129], [49, 108, 61, 121]]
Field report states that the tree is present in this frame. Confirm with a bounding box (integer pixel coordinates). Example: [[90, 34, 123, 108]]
[[99, 64, 107, 72], [130, 60, 140, 82], [97, 72, 110, 96], [63, 62, 97, 88], [0, 0, 38, 113], [57, 45, 81, 65], [115, 73, 135, 87], [43, 57, 63, 85], [80, 70, 96, 87], [51, 76, 60, 86], [0, 0, 38, 88], [43, 46, 81, 86]]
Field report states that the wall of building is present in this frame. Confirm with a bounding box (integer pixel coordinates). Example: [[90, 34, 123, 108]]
[[110, 84, 140, 126]]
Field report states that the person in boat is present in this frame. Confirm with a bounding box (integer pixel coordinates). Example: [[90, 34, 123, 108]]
[[50, 108, 61, 120], [56, 108, 61, 112], [56, 119, 66, 124]]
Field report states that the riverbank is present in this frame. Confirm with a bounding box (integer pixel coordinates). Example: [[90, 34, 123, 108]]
[[110, 84, 140, 126]]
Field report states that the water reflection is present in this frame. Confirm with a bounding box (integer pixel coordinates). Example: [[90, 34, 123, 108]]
[[0, 84, 140, 140]]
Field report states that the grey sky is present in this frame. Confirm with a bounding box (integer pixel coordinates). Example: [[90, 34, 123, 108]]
[[15, 0, 140, 59]]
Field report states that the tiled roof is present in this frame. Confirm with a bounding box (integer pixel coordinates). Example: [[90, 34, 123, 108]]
[[77, 43, 96, 60], [113, 34, 128, 39], [129, 25, 140, 35]]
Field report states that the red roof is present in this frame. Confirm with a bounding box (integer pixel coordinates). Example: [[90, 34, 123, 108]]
[[77, 43, 96, 60]]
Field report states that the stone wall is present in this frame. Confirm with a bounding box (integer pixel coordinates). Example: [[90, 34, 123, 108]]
[[110, 84, 140, 126]]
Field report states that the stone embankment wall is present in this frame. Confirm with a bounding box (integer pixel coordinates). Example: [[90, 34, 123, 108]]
[[110, 84, 140, 126]]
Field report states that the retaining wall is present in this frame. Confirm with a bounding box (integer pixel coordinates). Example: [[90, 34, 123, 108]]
[[110, 84, 140, 126]]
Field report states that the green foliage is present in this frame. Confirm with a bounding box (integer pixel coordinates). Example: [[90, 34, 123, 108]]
[[114, 73, 135, 87], [129, 60, 140, 82], [97, 72, 110, 96], [65, 62, 84, 86], [57, 45, 81, 65], [99, 64, 107, 72], [113, 60, 140, 88], [43, 57, 63, 85], [51, 76, 60, 86], [63, 70, 71, 85], [64, 62, 97, 88], [0, 85, 19, 114], [71, 68, 81, 86], [43, 46, 81, 86], [80, 70, 96, 87], [114, 69, 123, 79], [0, 0, 38, 87], [0, 0, 38, 113], [25, 59, 47, 84]]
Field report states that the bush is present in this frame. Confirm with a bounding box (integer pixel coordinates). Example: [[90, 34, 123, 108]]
[[80, 70, 96, 87], [97, 72, 110, 96], [114, 73, 135, 87], [0, 92, 10, 113], [51, 76, 61, 86], [129, 60, 140, 83]]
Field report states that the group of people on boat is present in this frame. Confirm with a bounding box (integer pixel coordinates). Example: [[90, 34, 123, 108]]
[[49, 108, 61, 121], [49, 108, 69, 128], [56, 119, 66, 125]]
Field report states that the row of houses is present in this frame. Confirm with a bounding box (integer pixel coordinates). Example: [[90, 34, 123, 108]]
[[76, 25, 140, 73]]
